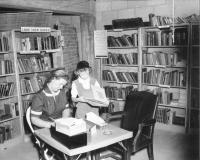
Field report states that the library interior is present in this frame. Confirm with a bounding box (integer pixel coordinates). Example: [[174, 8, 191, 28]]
[[0, 0, 199, 160]]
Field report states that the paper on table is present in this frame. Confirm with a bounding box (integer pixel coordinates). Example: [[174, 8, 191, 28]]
[[86, 112, 107, 127]]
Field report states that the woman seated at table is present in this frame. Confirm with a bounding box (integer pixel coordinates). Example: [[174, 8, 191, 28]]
[[31, 68, 71, 129]]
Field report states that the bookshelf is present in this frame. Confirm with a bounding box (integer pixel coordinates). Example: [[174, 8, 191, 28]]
[[139, 24, 190, 132], [101, 28, 139, 113], [101, 24, 192, 132], [188, 22, 199, 134], [0, 29, 64, 147]]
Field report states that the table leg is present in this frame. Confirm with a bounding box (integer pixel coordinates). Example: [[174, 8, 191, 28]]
[[124, 141, 131, 160], [86, 152, 92, 160]]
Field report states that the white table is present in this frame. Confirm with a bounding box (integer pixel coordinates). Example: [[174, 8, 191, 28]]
[[35, 124, 133, 160]]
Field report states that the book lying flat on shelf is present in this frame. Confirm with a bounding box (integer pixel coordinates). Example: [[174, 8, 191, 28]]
[[85, 85, 109, 107]]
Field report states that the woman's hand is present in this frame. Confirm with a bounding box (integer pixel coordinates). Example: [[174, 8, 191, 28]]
[[62, 108, 71, 117]]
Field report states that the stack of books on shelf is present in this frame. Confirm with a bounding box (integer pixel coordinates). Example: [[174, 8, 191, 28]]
[[0, 125, 13, 144], [0, 103, 19, 121], [143, 50, 186, 67], [142, 68, 186, 87], [155, 107, 171, 124], [102, 70, 117, 81], [156, 107, 185, 125], [107, 34, 138, 47], [191, 90, 199, 109], [192, 24, 199, 44], [174, 28, 188, 45], [20, 76, 46, 94], [149, 13, 200, 26], [17, 54, 53, 73], [115, 72, 138, 83], [144, 28, 188, 46], [0, 60, 14, 75], [0, 33, 10, 52], [0, 82, 15, 98], [102, 52, 138, 65], [104, 86, 133, 100], [15, 35, 59, 51], [102, 70, 138, 83]]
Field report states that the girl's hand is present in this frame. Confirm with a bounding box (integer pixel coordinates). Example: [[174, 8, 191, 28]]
[[78, 97, 87, 102]]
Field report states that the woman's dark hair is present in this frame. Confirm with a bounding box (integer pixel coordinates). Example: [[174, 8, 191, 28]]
[[42, 68, 69, 88]]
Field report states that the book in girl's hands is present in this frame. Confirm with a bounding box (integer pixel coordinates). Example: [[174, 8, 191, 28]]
[[85, 85, 109, 107]]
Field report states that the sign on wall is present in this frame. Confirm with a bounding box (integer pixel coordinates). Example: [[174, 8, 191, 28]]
[[94, 30, 108, 58], [21, 27, 51, 32]]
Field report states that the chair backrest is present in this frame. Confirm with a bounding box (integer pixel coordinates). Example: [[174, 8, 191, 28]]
[[26, 107, 35, 134], [121, 91, 158, 132]]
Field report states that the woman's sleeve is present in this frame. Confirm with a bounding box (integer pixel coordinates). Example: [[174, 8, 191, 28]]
[[31, 95, 43, 117]]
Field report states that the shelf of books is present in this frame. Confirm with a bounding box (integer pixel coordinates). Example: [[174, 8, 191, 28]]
[[13, 29, 64, 135], [0, 31, 23, 148], [0, 29, 64, 147], [138, 24, 189, 132], [188, 22, 199, 134], [102, 28, 139, 113]]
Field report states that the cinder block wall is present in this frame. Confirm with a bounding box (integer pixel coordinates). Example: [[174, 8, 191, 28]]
[[95, 0, 199, 29]]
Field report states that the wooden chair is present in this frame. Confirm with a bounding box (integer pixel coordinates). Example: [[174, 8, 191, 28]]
[[100, 91, 158, 160]]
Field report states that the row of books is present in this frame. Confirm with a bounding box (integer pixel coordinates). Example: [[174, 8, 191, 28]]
[[191, 69, 200, 88], [191, 90, 199, 109], [191, 48, 199, 67], [192, 25, 199, 45], [0, 103, 19, 121], [15, 35, 59, 51], [149, 13, 200, 26], [142, 68, 186, 87], [22, 100, 32, 115], [104, 86, 133, 100], [0, 82, 15, 98], [17, 55, 53, 73], [144, 28, 188, 46], [0, 125, 12, 143], [142, 51, 186, 67], [155, 107, 171, 124], [20, 76, 46, 94], [102, 52, 138, 65], [102, 70, 138, 83], [107, 34, 138, 47], [0, 33, 9, 52], [190, 110, 199, 128], [145, 87, 187, 107], [0, 60, 14, 75], [156, 108, 185, 126]]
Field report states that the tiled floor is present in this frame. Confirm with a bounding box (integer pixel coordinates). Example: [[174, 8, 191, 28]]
[[0, 128, 199, 160]]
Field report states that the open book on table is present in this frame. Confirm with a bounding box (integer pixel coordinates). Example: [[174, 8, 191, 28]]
[[85, 85, 109, 107]]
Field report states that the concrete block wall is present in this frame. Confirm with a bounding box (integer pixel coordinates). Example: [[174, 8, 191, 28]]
[[95, 0, 199, 29], [59, 24, 80, 79]]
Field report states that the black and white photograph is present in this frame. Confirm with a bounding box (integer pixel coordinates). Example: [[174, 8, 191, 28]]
[[0, 0, 199, 160]]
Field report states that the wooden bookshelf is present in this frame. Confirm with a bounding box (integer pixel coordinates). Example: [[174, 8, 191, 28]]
[[101, 24, 194, 133], [139, 24, 190, 132], [101, 28, 139, 113], [0, 29, 64, 146], [188, 22, 200, 134]]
